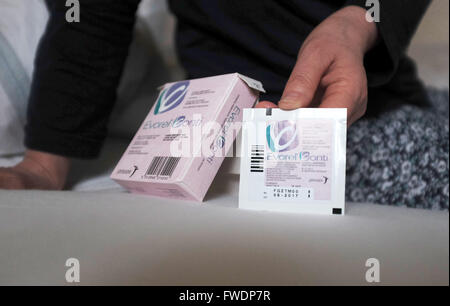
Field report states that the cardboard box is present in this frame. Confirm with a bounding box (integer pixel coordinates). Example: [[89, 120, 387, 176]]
[[111, 73, 265, 201]]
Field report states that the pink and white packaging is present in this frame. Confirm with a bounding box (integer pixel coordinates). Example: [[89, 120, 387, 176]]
[[239, 108, 347, 215], [111, 73, 265, 202]]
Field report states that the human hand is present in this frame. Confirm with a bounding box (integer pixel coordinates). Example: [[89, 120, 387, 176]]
[[256, 6, 378, 125], [0, 150, 70, 190]]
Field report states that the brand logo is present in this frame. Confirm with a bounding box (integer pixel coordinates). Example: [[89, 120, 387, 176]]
[[154, 81, 190, 115], [143, 116, 202, 130], [266, 121, 299, 152], [206, 106, 241, 164], [130, 165, 138, 178], [215, 136, 226, 149]]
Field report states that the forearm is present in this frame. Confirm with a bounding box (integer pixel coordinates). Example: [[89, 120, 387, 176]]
[[26, 0, 141, 159]]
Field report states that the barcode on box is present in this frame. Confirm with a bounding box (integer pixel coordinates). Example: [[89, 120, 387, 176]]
[[146, 156, 181, 177], [250, 145, 264, 173]]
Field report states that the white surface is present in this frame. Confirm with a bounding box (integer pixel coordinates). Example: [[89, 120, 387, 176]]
[[0, 0, 47, 155], [0, 0, 48, 77], [0, 174, 448, 285], [0, 85, 25, 155]]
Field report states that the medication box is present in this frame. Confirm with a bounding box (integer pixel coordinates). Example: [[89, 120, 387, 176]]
[[111, 73, 265, 202], [239, 108, 347, 215]]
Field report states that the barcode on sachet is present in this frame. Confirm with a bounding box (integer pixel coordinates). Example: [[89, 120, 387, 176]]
[[146, 156, 181, 177], [250, 145, 264, 173]]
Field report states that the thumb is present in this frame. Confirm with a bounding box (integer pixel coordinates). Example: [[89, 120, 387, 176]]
[[255, 101, 278, 109], [279, 49, 329, 110]]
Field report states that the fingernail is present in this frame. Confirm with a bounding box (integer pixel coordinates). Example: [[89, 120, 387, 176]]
[[279, 99, 301, 109]]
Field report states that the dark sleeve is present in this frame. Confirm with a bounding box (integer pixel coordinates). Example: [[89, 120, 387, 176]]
[[346, 0, 431, 86], [25, 0, 141, 159]]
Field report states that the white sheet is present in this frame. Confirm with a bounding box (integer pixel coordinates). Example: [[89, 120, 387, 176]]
[[0, 177, 448, 285]]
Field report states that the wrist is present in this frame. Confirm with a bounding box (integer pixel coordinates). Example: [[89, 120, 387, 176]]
[[333, 5, 379, 54]]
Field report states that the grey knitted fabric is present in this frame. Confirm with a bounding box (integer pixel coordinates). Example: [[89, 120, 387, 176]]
[[346, 88, 449, 210]]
